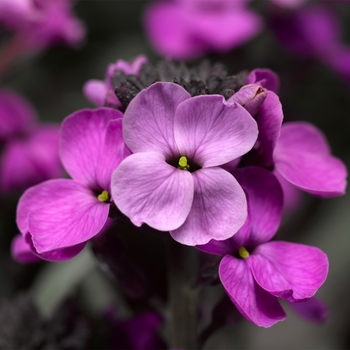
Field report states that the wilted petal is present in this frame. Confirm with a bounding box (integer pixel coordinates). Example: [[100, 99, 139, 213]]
[[219, 255, 286, 327], [96, 119, 126, 192], [17, 179, 109, 253], [246, 68, 280, 93], [11, 234, 41, 264], [170, 167, 247, 246], [60, 108, 123, 188], [111, 152, 193, 231], [174, 96, 258, 167], [83, 80, 108, 106], [123, 82, 190, 157], [274, 122, 347, 196], [233, 167, 283, 246], [251, 241, 329, 302]]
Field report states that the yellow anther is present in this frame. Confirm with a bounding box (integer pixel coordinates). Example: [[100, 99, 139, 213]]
[[98, 190, 109, 202], [178, 156, 190, 170], [238, 246, 250, 259]]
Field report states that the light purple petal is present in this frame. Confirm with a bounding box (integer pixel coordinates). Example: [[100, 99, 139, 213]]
[[110, 55, 148, 76], [289, 296, 328, 323], [60, 108, 123, 188], [111, 152, 193, 231], [170, 167, 247, 246], [0, 89, 36, 140], [233, 167, 283, 246], [11, 234, 41, 264], [219, 255, 286, 327], [174, 96, 258, 167], [83, 80, 108, 106], [246, 68, 280, 93], [17, 179, 109, 252], [274, 122, 347, 196], [123, 82, 190, 157], [96, 119, 126, 192], [251, 241, 329, 302], [255, 91, 283, 167]]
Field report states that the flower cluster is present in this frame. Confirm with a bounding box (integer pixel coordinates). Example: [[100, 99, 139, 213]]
[[14, 58, 347, 327]]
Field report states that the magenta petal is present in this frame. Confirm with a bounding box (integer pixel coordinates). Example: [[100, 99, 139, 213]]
[[174, 96, 258, 167], [233, 167, 283, 246], [274, 122, 347, 196], [111, 152, 194, 231], [246, 68, 280, 93], [251, 241, 329, 302], [123, 82, 190, 157], [11, 234, 41, 264], [60, 108, 123, 188], [17, 179, 109, 252], [219, 255, 286, 327], [256, 91, 283, 166], [170, 167, 247, 246], [96, 119, 126, 192]]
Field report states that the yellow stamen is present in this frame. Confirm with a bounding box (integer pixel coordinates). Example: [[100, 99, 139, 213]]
[[98, 190, 109, 202], [238, 246, 250, 259], [178, 156, 190, 170]]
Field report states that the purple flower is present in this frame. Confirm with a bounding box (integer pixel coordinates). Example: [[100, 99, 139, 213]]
[[15, 108, 126, 261], [83, 55, 148, 108], [0, 89, 63, 192], [197, 167, 329, 327], [144, 0, 262, 59], [288, 296, 328, 324], [0, 0, 85, 51], [111, 82, 258, 246]]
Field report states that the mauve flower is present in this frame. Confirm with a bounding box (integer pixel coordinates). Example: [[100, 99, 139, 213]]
[[0, 90, 63, 192], [144, 0, 262, 59], [15, 107, 126, 261], [83, 55, 148, 108], [0, 0, 85, 51], [111, 82, 258, 246], [197, 167, 329, 327], [272, 4, 350, 80]]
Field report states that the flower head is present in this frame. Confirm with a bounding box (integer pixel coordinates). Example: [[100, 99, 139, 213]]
[[197, 167, 329, 327], [111, 82, 258, 246], [15, 108, 126, 261]]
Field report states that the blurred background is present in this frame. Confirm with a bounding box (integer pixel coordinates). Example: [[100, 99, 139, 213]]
[[1, 0, 350, 348]]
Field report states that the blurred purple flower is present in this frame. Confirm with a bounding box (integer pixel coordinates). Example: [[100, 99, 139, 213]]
[[0, 90, 63, 192], [272, 3, 350, 80], [15, 108, 127, 261], [288, 296, 328, 323], [0, 0, 85, 51], [112, 82, 258, 246], [83, 55, 148, 108], [144, 0, 262, 59], [197, 167, 329, 327]]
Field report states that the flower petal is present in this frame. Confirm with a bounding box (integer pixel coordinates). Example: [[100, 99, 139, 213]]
[[174, 96, 258, 167], [17, 179, 109, 253], [83, 79, 108, 106], [60, 108, 123, 188], [170, 167, 247, 246], [96, 119, 127, 192], [219, 255, 286, 327], [246, 68, 280, 93], [123, 82, 190, 157], [274, 122, 347, 196], [233, 167, 283, 246], [111, 152, 194, 231], [288, 296, 328, 323], [11, 234, 41, 264], [251, 241, 329, 302]]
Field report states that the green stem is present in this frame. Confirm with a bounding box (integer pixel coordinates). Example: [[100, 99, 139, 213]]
[[165, 238, 199, 349]]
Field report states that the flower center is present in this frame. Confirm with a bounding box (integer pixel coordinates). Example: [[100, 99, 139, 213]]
[[178, 156, 190, 170], [97, 190, 110, 202], [238, 246, 250, 259]]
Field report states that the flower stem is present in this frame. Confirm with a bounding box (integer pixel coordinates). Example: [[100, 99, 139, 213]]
[[165, 238, 199, 349]]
